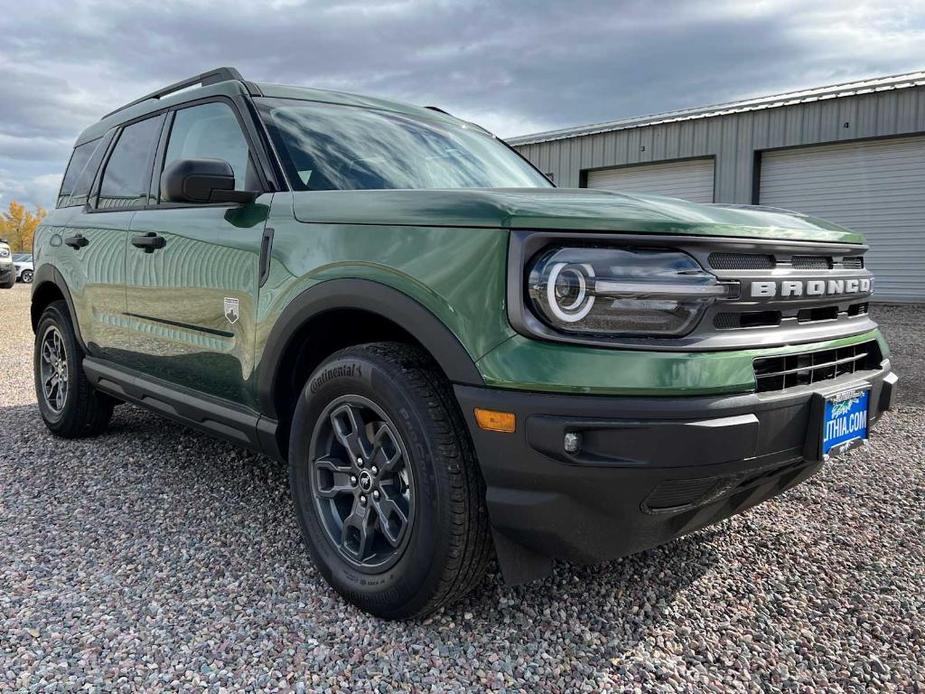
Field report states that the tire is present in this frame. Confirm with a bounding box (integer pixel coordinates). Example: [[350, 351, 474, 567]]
[[289, 342, 492, 619], [34, 300, 114, 438], [21, 269, 33, 284], [0, 275, 13, 289]]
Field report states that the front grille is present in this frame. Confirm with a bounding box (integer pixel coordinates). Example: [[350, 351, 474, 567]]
[[714, 311, 781, 330], [842, 256, 864, 269], [791, 255, 833, 269], [753, 341, 881, 393], [709, 252, 775, 270]]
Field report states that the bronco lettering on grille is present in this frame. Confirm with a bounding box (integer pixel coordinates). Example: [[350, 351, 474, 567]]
[[750, 278, 872, 298]]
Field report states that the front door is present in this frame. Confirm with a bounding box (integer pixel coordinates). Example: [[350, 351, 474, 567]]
[[123, 100, 270, 408]]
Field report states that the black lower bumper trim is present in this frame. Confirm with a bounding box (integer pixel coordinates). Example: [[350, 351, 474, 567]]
[[455, 362, 896, 584]]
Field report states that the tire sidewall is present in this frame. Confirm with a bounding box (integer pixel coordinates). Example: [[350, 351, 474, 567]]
[[289, 350, 451, 616], [34, 303, 81, 431]]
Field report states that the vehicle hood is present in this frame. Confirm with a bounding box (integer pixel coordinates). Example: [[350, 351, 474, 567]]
[[291, 188, 863, 244]]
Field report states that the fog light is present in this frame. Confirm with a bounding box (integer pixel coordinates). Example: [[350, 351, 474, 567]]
[[563, 432, 581, 454]]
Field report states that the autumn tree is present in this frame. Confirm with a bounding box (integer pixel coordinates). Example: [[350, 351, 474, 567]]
[[1, 201, 47, 252]]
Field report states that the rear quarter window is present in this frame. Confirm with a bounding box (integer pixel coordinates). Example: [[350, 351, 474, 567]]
[[58, 138, 105, 208]]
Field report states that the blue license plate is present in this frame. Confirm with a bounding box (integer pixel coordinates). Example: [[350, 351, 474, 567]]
[[822, 388, 869, 457]]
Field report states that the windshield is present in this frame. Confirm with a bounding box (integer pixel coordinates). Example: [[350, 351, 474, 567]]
[[257, 98, 552, 191]]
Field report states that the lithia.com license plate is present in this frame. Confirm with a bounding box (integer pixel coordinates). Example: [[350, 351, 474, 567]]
[[821, 387, 870, 458]]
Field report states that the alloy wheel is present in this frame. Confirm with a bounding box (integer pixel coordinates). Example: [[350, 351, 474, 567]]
[[39, 326, 68, 413], [309, 395, 415, 571]]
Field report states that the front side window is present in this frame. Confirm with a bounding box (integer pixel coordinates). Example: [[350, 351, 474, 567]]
[[162, 101, 255, 196], [98, 115, 164, 210], [256, 98, 551, 191]]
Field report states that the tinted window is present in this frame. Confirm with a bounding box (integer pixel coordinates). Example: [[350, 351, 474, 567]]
[[98, 116, 164, 210], [58, 138, 107, 208], [163, 102, 253, 195], [256, 98, 551, 191]]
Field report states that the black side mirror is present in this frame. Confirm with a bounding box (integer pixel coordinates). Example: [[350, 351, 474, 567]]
[[161, 158, 258, 205]]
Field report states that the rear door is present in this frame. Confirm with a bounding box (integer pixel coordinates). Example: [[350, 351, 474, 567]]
[[124, 99, 271, 407], [54, 115, 164, 359]]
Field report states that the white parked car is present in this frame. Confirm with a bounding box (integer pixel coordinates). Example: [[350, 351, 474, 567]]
[[13, 253, 33, 283], [0, 242, 14, 289]]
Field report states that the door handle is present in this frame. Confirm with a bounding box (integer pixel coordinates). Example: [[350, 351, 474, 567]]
[[131, 232, 166, 253], [64, 234, 89, 250]]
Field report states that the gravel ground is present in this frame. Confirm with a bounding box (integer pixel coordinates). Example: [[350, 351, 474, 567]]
[[1, 282, 923, 692]]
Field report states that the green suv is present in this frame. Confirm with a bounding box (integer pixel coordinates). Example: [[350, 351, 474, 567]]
[[31, 68, 897, 618]]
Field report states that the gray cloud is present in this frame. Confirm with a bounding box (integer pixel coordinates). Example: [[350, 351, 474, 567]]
[[1, 0, 924, 209]]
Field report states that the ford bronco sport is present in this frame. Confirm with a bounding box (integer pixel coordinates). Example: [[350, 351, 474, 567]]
[[32, 68, 897, 619]]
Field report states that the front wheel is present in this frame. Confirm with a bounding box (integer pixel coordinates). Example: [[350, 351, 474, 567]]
[[21, 269, 33, 283], [289, 342, 492, 619]]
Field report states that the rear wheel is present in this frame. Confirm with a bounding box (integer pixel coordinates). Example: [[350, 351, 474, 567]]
[[21, 269, 33, 283], [289, 342, 492, 619], [34, 301, 114, 437]]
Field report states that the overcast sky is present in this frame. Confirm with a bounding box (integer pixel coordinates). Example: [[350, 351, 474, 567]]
[[2, 0, 924, 210]]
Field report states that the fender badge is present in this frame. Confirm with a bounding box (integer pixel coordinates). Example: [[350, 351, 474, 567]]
[[224, 297, 240, 325]]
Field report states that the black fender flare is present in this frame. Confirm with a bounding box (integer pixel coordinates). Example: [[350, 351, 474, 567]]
[[30, 264, 86, 350], [256, 278, 485, 418]]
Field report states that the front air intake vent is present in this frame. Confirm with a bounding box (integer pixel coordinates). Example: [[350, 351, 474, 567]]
[[714, 311, 781, 330], [708, 252, 775, 270], [842, 256, 865, 269], [753, 341, 881, 393], [791, 255, 833, 269]]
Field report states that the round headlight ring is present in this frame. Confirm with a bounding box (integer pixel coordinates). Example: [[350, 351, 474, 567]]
[[546, 261, 596, 323]]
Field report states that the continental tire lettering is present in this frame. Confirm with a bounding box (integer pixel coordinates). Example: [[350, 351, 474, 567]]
[[310, 364, 362, 393]]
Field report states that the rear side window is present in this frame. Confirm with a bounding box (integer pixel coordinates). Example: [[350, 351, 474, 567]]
[[58, 137, 108, 208], [98, 115, 164, 210], [162, 102, 254, 195]]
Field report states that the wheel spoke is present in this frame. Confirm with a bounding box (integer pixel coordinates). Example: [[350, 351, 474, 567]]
[[370, 423, 403, 474], [372, 488, 409, 547], [330, 403, 372, 461], [341, 503, 372, 560], [313, 457, 355, 498]]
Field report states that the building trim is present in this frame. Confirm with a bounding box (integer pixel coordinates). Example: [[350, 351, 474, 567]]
[[508, 70, 925, 146]]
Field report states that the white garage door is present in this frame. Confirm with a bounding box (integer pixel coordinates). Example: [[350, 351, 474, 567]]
[[586, 158, 715, 203], [760, 136, 925, 302]]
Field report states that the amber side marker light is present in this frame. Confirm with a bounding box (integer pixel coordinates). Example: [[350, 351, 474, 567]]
[[474, 408, 517, 433]]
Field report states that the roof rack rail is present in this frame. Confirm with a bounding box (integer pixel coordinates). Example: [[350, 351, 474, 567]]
[[102, 67, 245, 120]]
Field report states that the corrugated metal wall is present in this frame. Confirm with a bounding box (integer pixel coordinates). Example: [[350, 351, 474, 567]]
[[760, 136, 925, 302], [585, 158, 715, 203], [513, 86, 925, 202]]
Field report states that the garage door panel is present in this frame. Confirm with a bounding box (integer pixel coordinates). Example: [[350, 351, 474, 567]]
[[760, 136, 925, 302], [586, 158, 714, 204]]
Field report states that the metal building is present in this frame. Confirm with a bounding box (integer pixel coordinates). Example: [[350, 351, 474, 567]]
[[508, 71, 925, 302]]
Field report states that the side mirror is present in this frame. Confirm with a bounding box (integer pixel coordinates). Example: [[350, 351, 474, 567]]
[[161, 158, 258, 205]]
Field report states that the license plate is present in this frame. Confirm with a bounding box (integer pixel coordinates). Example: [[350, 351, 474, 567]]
[[821, 388, 869, 458]]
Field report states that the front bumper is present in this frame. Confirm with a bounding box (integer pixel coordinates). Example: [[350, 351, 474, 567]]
[[455, 361, 897, 584], [0, 264, 14, 284]]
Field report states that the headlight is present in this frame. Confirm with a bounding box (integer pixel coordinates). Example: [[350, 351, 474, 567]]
[[527, 247, 736, 337], [0, 247, 9, 259]]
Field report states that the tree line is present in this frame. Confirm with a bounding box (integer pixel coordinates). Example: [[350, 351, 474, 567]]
[[0, 201, 47, 252]]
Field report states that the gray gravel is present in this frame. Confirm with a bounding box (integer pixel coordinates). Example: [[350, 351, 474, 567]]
[[1, 282, 923, 692]]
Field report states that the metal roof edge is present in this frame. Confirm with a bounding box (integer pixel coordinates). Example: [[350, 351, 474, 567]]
[[507, 69, 925, 146]]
